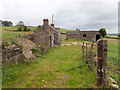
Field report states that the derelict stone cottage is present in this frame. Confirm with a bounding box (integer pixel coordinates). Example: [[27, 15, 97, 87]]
[[66, 30, 102, 42], [30, 19, 61, 51]]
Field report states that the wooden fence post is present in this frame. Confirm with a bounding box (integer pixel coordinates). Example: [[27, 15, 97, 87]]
[[86, 43, 88, 61], [96, 39, 107, 87], [90, 44, 93, 70], [82, 43, 84, 60]]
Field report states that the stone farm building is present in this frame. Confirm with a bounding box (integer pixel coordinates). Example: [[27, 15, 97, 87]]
[[30, 19, 61, 50], [66, 30, 102, 42]]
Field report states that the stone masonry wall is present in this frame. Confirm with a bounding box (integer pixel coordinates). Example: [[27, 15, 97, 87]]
[[66, 31, 102, 42]]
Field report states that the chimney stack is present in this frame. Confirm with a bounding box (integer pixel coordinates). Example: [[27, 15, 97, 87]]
[[43, 19, 49, 25]]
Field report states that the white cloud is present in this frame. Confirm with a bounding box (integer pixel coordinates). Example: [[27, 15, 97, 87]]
[[0, 0, 119, 33]]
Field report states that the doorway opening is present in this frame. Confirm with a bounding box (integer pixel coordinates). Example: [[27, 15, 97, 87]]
[[50, 36, 52, 47], [96, 34, 100, 41]]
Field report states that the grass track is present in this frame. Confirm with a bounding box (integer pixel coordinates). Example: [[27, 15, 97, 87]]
[[3, 45, 96, 88]]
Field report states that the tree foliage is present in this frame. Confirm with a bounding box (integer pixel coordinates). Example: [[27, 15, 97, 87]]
[[99, 28, 107, 38], [18, 27, 23, 31], [16, 21, 25, 26], [17, 26, 30, 31], [1, 20, 13, 26], [76, 28, 80, 31]]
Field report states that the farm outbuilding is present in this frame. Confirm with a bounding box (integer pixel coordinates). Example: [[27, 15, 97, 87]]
[[66, 30, 102, 42]]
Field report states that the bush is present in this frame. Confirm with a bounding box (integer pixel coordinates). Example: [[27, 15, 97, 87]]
[[18, 27, 22, 31], [23, 26, 28, 31], [99, 28, 107, 38]]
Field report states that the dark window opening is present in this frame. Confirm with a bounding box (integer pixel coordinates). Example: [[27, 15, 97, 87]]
[[83, 34, 87, 37]]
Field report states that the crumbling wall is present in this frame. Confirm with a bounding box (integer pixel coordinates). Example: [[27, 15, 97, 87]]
[[2, 45, 22, 64], [2, 38, 36, 64], [31, 31, 50, 53]]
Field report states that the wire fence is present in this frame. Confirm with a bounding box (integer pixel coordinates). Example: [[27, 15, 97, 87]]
[[82, 39, 107, 87]]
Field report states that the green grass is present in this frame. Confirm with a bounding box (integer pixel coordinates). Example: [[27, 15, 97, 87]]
[[58, 28, 75, 34], [106, 35, 119, 38], [2, 45, 96, 88], [107, 40, 119, 82], [1, 26, 37, 31], [2, 31, 28, 38], [1, 26, 36, 38], [1, 26, 18, 31]]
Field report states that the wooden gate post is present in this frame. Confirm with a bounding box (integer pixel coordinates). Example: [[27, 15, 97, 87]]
[[96, 39, 107, 87]]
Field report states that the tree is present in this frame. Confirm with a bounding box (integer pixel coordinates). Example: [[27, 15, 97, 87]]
[[99, 28, 107, 38], [16, 21, 25, 26], [1, 21, 13, 26], [76, 28, 80, 31], [18, 26, 23, 31], [23, 26, 28, 31]]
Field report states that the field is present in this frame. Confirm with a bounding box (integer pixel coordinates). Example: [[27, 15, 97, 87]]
[[1, 26, 36, 38], [1, 26, 37, 31], [2, 26, 119, 88], [106, 39, 119, 83], [58, 28, 75, 34], [2, 31, 33, 38], [106, 35, 119, 38]]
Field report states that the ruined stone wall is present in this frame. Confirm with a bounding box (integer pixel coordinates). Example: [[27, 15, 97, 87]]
[[2, 38, 36, 64], [2, 45, 22, 64], [31, 31, 50, 52]]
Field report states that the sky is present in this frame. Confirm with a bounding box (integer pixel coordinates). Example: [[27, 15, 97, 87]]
[[0, 0, 119, 33]]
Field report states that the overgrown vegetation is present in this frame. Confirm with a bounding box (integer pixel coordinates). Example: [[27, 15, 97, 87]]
[[2, 37, 19, 49]]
